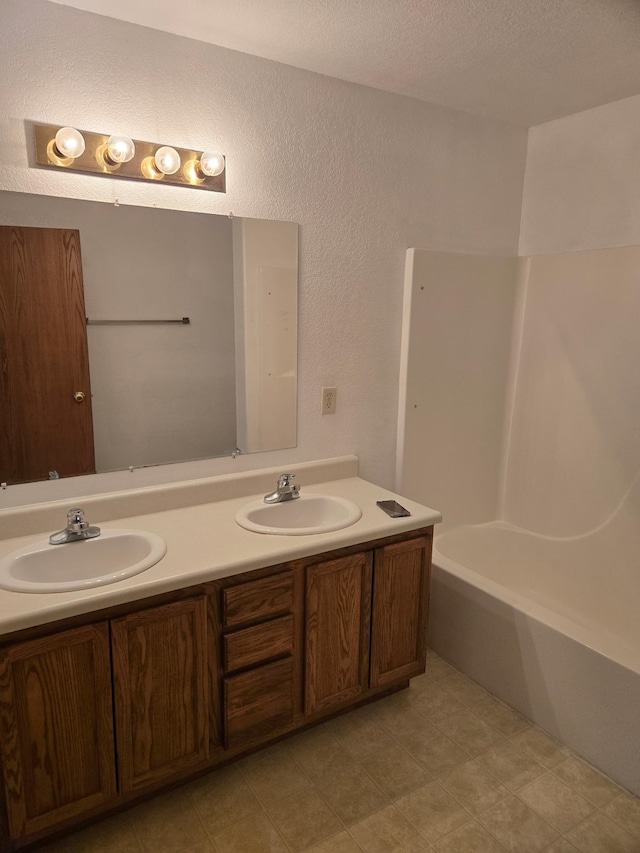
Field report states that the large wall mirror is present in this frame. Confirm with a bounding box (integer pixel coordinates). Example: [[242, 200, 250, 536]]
[[0, 191, 298, 485]]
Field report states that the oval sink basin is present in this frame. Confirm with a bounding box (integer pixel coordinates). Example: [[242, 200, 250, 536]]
[[236, 494, 362, 535], [0, 529, 167, 593]]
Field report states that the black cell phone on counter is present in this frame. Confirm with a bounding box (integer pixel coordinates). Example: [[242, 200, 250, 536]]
[[376, 500, 411, 518]]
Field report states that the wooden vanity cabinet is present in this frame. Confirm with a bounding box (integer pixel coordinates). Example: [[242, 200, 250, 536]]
[[0, 624, 116, 840], [370, 536, 431, 688], [111, 597, 210, 792], [305, 552, 372, 715], [0, 526, 432, 850], [304, 534, 431, 717]]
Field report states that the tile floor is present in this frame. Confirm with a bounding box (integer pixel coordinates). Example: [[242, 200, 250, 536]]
[[40, 652, 640, 853]]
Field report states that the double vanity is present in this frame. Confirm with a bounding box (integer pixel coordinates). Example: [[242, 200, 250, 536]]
[[0, 456, 440, 850]]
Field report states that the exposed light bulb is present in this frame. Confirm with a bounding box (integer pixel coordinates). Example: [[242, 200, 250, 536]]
[[154, 146, 181, 175], [54, 127, 85, 159], [106, 135, 135, 164], [199, 150, 225, 177]]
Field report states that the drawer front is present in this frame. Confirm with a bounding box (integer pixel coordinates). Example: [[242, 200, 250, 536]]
[[223, 571, 293, 628], [224, 615, 294, 673], [224, 657, 293, 750]]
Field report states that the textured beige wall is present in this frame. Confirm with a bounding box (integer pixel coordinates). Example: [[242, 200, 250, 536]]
[[0, 0, 527, 507]]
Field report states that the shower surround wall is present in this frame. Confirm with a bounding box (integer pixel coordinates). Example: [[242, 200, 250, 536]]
[[501, 247, 640, 538], [399, 244, 640, 794], [400, 244, 640, 538]]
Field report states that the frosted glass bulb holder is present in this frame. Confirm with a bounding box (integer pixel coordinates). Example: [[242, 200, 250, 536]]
[[54, 127, 85, 159], [154, 146, 181, 175], [106, 135, 135, 164], [199, 151, 225, 177]]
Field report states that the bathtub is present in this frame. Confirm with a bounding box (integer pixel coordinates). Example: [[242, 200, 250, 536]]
[[429, 520, 640, 797]]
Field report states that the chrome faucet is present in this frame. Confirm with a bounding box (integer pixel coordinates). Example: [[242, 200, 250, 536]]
[[263, 473, 300, 504], [49, 508, 101, 545]]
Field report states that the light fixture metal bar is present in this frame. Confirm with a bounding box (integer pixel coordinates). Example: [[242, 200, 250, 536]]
[[33, 124, 225, 192]]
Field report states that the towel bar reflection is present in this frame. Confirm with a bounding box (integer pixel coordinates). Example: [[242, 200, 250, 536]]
[[86, 317, 190, 325]]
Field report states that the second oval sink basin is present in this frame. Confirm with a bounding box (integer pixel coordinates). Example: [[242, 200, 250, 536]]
[[236, 494, 362, 535], [0, 529, 167, 593]]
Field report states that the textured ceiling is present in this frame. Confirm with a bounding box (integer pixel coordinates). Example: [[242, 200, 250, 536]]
[[49, 0, 640, 126]]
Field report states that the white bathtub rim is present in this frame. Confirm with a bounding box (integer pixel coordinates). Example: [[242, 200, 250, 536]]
[[433, 528, 640, 676]]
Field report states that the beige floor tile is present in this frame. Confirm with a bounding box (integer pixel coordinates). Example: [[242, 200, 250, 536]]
[[478, 795, 559, 853], [519, 773, 594, 833], [235, 740, 291, 769], [305, 829, 364, 853], [316, 764, 389, 825], [432, 820, 508, 852], [603, 791, 640, 839], [552, 757, 620, 808], [436, 709, 504, 756], [473, 697, 531, 737], [241, 749, 311, 807], [546, 841, 581, 853], [395, 780, 470, 843], [61, 812, 141, 853], [187, 765, 262, 835], [211, 812, 288, 853], [425, 652, 458, 682], [398, 725, 469, 775], [510, 728, 569, 769], [361, 745, 432, 799], [131, 790, 208, 853], [407, 671, 432, 695], [267, 787, 343, 852], [408, 680, 466, 722], [287, 728, 356, 782], [476, 740, 546, 791], [367, 694, 433, 739], [565, 811, 638, 853], [438, 672, 489, 707], [326, 712, 395, 761], [34, 841, 70, 853], [438, 759, 510, 816], [349, 804, 428, 853]]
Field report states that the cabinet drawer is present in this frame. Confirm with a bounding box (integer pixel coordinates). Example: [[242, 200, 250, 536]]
[[223, 571, 293, 628], [224, 615, 294, 673], [224, 657, 293, 750]]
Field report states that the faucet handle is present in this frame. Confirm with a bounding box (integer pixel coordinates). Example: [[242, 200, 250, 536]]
[[67, 507, 88, 531], [278, 473, 295, 487]]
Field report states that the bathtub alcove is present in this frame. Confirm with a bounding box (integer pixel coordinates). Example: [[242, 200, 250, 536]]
[[398, 246, 640, 797]]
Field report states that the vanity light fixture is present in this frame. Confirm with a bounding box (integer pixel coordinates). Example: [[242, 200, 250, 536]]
[[154, 145, 181, 175], [33, 123, 226, 192], [106, 135, 136, 165], [53, 126, 85, 159], [198, 150, 225, 177]]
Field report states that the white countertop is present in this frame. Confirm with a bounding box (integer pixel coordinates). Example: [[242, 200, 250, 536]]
[[0, 459, 441, 636]]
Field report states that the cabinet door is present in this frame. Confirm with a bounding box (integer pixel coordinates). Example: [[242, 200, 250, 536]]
[[369, 536, 431, 688], [305, 552, 372, 716], [0, 624, 116, 840], [112, 597, 209, 792]]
